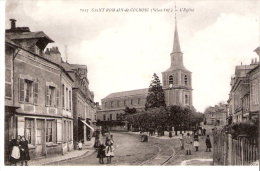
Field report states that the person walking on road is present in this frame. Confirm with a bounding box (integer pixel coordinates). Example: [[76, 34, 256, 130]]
[[105, 138, 114, 164], [193, 133, 200, 152], [94, 137, 101, 152], [19, 136, 30, 166], [184, 133, 192, 155], [97, 142, 106, 164], [205, 135, 212, 152], [179, 134, 184, 150]]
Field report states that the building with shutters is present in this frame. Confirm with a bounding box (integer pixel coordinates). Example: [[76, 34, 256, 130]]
[[227, 47, 260, 123], [98, 14, 193, 121], [5, 19, 74, 161], [62, 62, 96, 148]]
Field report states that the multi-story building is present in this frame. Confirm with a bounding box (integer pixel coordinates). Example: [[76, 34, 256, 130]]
[[98, 15, 193, 121], [97, 89, 148, 121], [5, 19, 74, 160], [62, 62, 96, 147], [204, 103, 227, 126], [228, 47, 259, 123], [249, 47, 260, 120]]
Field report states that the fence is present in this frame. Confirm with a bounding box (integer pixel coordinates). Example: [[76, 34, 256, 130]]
[[213, 131, 258, 165]]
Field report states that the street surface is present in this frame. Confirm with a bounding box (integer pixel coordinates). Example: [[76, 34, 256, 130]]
[[47, 131, 213, 166]]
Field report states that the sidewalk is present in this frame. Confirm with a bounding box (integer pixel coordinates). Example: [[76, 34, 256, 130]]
[[29, 139, 95, 166], [171, 135, 213, 166]]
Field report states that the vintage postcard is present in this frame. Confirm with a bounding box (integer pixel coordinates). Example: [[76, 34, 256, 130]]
[[1, 0, 259, 168]]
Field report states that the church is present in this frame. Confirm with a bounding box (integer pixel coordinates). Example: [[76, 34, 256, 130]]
[[97, 16, 193, 121]]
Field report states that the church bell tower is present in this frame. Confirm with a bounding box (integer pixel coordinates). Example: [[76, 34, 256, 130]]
[[162, 8, 193, 107]]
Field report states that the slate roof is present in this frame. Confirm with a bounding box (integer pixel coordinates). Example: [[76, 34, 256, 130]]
[[6, 31, 54, 42], [104, 88, 149, 99], [5, 36, 18, 46]]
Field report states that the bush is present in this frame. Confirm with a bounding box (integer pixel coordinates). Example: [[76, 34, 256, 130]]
[[222, 120, 258, 139]]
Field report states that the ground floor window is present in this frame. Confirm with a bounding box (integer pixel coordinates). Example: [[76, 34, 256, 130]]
[[36, 119, 44, 145], [25, 118, 34, 144], [46, 120, 53, 142]]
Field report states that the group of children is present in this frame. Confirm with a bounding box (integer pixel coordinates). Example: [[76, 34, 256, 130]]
[[95, 134, 115, 164], [180, 131, 212, 155]]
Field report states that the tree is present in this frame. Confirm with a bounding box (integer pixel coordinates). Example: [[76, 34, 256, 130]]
[[145, 73, 166, 110]]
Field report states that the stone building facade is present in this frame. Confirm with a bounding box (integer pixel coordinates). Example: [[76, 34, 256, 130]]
[[227, 47, 260, 123], [4, 19, 96, 162], [98, 17, 193, 121], [204, 103, 227, 126], [62, 62, 96, 147], [97, 89, 148, 121]]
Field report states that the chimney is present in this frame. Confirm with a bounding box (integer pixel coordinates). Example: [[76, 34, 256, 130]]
[[10, 19, 16, 29]]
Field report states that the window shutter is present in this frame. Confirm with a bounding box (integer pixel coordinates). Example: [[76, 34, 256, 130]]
[[33, 82, 38, 105], [45, 86, 49, 106], [56, 88, 59, 108], [19, 78, 25, 102]]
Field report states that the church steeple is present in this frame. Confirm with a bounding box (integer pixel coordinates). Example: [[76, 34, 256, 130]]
[[172, 9, 181, 53], [170, 5, 184, 68]]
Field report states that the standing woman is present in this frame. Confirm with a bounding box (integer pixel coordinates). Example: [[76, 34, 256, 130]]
[[97, 142, 106, 164], [193, 133, 200, 151], [205, 135, 212, 152], [105, 139, 114, 164], [184, 133, 192, 155], [9, 138, 20, 166], [19, 136, 30, 166]]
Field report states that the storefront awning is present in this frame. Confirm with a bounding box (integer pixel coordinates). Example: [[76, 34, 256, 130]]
[[80, 120, 95, 132]]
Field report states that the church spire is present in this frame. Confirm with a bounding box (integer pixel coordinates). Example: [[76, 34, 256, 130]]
[[172, 3, 181, 53]]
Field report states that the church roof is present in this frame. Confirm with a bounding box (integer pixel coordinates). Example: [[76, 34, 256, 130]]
[[103, 88, 148, 99], [162, 65, 191, 73]]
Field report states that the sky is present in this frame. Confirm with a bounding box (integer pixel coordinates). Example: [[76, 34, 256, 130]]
[[4, 0, 260, 112]]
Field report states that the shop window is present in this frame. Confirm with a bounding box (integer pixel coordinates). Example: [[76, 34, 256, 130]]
[[36, 120, 44, 145], [25, 118, 34, 144], [46, 120, 53, 142]]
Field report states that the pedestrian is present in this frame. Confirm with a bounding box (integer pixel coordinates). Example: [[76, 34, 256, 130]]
[[105, 138, 114, 164], [179, 133, 184, 150], [78, 140, 82, 150], [9, 137, 20, 166], [19, 136, 30, 166], [94, 137, 101, 152], [97, 142, 106, 164], [184, 133, 192, 155], [110, 134, 114, 144], [193, 133, 200, 152], [203, 129, 206, 136], [205, 135, 212, 152]]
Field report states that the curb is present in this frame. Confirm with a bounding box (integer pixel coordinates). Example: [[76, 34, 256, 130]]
[[29, 149, 93, 166], [42, 149, 96, 165]]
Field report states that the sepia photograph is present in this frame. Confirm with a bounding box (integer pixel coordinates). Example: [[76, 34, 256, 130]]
[[1, 0, 259, 168]]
